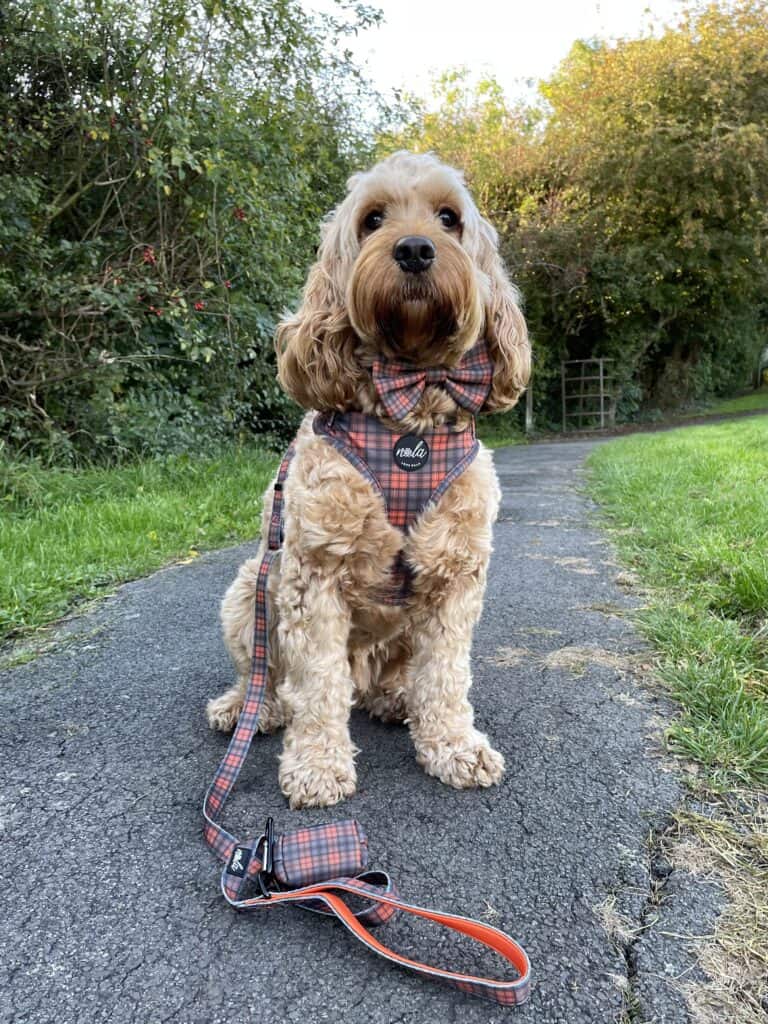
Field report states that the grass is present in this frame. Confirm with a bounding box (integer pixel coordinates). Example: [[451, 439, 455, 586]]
[[0, 446, 278, 645], [682, 388, 768, 418], [589, 418, 768, 1021], [672, 792, 768, 1024], [0, 412, 523, 648], [588, 418, 768, 787]]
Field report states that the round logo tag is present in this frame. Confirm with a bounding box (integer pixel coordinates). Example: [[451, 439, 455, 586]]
[[393, 434, 430, 472]]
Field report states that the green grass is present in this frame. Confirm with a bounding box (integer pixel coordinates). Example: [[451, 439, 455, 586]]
[[0, 414, 523, 648], [705, 389, 768, 416], [588, 418, 768, 787], [681, 388, 768, 418], [0, 447, 278, 644]]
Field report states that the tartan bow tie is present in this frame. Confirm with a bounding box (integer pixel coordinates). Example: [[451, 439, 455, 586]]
[[372, 340, 493, 421]]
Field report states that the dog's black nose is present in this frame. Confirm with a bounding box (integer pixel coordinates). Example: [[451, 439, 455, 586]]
[[393, 235, 436, 273]]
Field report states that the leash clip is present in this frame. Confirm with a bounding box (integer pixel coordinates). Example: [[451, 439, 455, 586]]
[[256, 817, 275, 899]]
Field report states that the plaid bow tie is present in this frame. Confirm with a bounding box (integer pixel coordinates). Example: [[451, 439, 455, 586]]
[[372, 340, 493, 421]]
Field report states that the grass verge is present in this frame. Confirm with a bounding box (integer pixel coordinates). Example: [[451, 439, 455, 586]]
[[0, 446, 278, 645], [1, 413, 522, 650], [671, 791, 768, 1024], [687, 389, 768, 418], [588, 418, 768, 1020], [588, 419, 768, 785]]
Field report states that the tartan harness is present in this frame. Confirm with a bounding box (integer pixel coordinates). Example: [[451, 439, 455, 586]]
[[202, 348, 531, 1007]]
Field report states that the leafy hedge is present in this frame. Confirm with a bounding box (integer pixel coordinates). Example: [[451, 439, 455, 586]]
[[5, 0, 766, 460], [0, 0, 381, 462]]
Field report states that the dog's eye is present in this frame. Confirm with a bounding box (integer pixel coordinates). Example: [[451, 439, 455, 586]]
[[438, 207, 459, 229], [363, 209, 384, 232]]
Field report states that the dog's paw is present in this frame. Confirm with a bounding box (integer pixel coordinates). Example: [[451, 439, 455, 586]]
[[207, 686, 285, 734], [356, 687, 408, 724], [418, 735, 505, 789], [254, 694, 287, 735], [279, 750, 357, 809], [206, 688, 243, 732]]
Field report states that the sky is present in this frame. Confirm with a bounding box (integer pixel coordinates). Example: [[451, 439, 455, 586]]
[[314, 0, 687, 103]]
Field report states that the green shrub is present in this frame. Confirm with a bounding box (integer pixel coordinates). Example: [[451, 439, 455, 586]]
[[0, 0, 382, 463]]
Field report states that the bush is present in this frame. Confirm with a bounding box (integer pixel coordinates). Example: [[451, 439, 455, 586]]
[[0, 0, 382, 463]]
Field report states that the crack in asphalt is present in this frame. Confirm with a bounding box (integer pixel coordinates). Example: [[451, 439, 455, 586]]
[[609, 821, 678, 1022]]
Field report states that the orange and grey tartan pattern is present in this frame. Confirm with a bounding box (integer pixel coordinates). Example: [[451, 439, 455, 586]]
[[372, 339, 493, 422], [313, 410, 480, 605], [202, 426, 531, 1007], [271, 819, 368, 887], [313, 412, 479, 533]]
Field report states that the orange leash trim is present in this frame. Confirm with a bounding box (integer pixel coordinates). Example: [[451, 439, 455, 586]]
[[222, 874, 531, 1007]]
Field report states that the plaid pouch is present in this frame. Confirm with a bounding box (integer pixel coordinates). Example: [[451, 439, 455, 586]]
[[272, 819, 369, 888]]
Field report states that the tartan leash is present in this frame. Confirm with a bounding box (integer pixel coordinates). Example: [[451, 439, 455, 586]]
[[202, 438, 532, 1007]]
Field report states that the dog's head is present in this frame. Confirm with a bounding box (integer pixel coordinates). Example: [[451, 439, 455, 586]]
[[276, 151, 530, 416]]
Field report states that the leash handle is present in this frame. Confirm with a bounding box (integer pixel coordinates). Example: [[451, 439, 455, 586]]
[[223, 875, 530, 1007]]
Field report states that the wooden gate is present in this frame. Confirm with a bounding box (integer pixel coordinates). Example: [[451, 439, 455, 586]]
[[561, 358, 617, 432]]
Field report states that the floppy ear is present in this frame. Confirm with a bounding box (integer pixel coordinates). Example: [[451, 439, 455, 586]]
[[477, 218, 531, 413], [275, 238, 364, 412]]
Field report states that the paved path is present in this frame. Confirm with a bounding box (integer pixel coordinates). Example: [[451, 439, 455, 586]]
[[3, 441, 711, 1023]]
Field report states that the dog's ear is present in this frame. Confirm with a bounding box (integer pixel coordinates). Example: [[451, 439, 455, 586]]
[[476, 217, 531, 413], [275, 237, 363, 412]]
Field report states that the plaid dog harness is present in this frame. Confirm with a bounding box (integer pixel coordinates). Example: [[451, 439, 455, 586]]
[[313, 411, 480, 602], [202, 345, 531, 1006]]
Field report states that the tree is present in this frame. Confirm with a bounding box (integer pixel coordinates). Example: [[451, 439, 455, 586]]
[[385, 2, 768, 421]]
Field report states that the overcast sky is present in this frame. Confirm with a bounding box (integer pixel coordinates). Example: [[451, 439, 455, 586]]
[[314, 0, 687, 102]]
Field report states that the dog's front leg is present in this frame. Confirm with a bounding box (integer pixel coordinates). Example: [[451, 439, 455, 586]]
[[404, 451, 505, 789], [405, 583, 505, 790], [276, 564, 357, 809]]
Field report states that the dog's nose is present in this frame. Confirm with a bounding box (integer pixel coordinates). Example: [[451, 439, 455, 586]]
[[393, 236, 436, 273]]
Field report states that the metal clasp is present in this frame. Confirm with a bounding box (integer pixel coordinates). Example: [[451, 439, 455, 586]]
[[256, 817, 275, 899]]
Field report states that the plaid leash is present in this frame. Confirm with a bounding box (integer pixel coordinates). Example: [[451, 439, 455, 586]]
[[202, 436, 532, 1007]]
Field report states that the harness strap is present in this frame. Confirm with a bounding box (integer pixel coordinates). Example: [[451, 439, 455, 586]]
[[202, 437, 531, 1007]]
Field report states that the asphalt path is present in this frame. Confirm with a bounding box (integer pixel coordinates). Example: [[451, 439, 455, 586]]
[[2, 440, 717, 1024]]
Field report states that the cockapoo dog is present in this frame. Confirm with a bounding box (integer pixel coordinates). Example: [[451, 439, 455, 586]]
[[207, 151, 531, 809]]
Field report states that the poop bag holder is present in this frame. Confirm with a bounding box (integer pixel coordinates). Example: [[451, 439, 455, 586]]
[[272, 819, 368, 887]]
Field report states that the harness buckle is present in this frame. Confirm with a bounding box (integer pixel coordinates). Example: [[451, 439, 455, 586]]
[[256, 816, 275, 899]]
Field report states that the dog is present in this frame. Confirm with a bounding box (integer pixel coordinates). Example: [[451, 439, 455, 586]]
[[207, 151, 531, 809]]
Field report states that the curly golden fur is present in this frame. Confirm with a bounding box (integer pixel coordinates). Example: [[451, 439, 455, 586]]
[[208, 151, 531, 809]]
